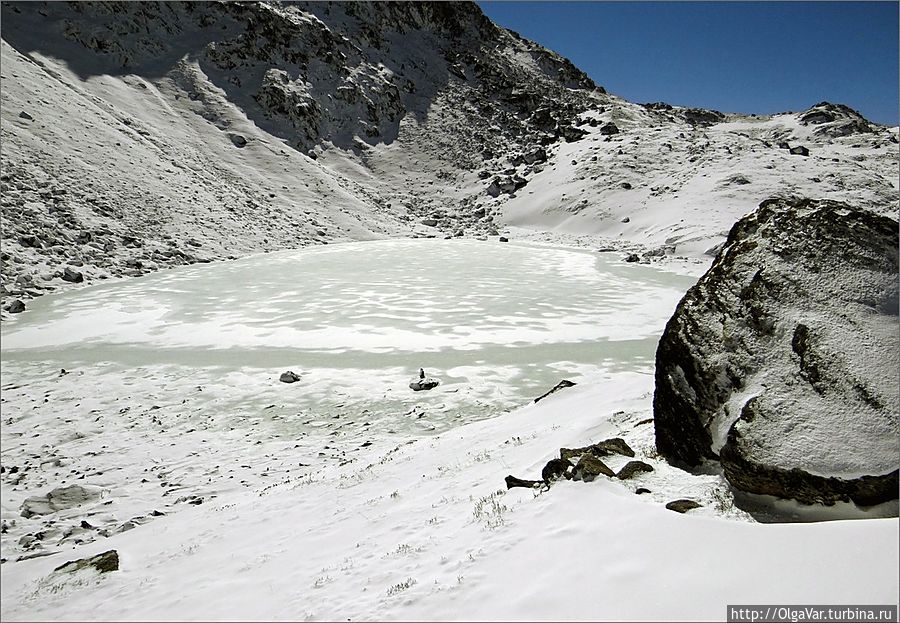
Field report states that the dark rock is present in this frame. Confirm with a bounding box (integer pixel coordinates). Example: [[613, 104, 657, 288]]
[[620, 216, 630, 223], [421, 218, 438, 227], [590, 438, 635, 458], [228, 133, 247, 148], [619, 182, 632, 190], [279, 371, 301, 383], [624, 253, 640, 263], [498, 236, 508, 242], [777, 141, 791, 150], [653, 197, 898, 507], [572, 455, 615, 482], [505, 474, 543, 489], [824, 120, 872, 137], [18, 111, 33, 121], [7, 299, 25, 314], [62, 267, 84, 283], [617, 460, 654, 480], [18, 234, 40, 248], [541, 458, 573, 482], [681, 108, 725, 126], [635, 487, 651, 495], [599, 122, 619, 136], [666, 499, 702, 513], [533, 379, 576, 403], [800, 109, 836, 125], [789, 145, 809, 157], [409, 372, 440, 391], [54, 550, 118, 574], [522, 147, 547, 165], [559, 125, 588, 142]]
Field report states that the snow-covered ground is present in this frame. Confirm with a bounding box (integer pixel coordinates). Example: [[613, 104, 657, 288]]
[[1, 2, 897, 619], [2, 239, 897, 621]]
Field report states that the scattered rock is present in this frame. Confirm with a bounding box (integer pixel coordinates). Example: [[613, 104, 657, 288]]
[[228, 133, 247, 148], [599, 122, 619, 136], [560, 438, 634, 462], [616, 460, 654, 480], [572, 455, 615, 482], [665, 499, 702, 513], [590, 438, 635, 458], [533, 379, 576, 403], [54, 550, 118, 574], [18, 234, 40, 248], [505, 475, 543, 490], [522, 147, 547, 165], [541, 458, 574, 482], [62, 267, 84, 283], [409, 368, 440, 391], [279, 371, 301, 383]]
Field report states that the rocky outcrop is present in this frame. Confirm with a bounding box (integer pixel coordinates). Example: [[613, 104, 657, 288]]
[[654, 197, 899, 506], [54, 550, 119, 574], [799, 101, 873, 137]]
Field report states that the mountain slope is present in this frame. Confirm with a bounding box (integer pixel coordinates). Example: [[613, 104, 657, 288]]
[[1, 0, 898, 311]]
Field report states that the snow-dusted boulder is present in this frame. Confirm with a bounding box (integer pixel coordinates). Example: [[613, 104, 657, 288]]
[[21, 484, 102, 518], [654, 197, 899, 506]]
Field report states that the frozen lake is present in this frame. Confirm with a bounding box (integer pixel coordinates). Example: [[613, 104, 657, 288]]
[[1, 239, 697, 436], [0, 238, 700, 562]]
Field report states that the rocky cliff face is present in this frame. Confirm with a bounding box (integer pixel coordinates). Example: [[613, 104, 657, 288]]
[[654, 197, 898, 506]]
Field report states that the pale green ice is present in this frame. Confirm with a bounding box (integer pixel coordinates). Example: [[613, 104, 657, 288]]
[[1, 239, 697, 435]]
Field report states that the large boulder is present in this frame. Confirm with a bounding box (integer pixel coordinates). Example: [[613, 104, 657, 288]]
[[653, 197, 898, 507], [21, 484, 102, 517]]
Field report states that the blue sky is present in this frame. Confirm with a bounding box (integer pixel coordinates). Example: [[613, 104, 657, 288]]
[[476, 1, 899, 125]]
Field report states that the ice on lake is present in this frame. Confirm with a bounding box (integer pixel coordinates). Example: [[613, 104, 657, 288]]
[[1, 239, 697, 436]]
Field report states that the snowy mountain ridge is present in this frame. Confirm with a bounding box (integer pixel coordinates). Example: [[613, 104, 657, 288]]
[[1, 0, 898, 314]]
